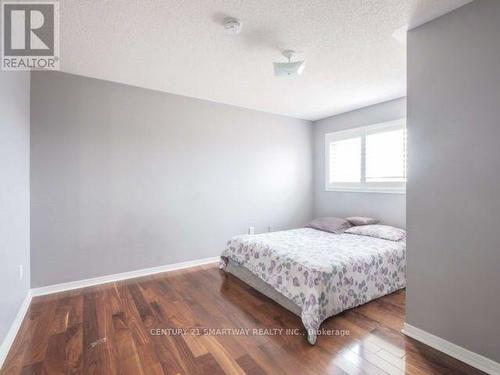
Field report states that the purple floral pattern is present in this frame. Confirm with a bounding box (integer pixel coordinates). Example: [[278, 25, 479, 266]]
[[220, 228, 406, 339], [345, 224, 406, 242]]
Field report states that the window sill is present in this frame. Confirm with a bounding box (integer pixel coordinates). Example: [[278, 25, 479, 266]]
[[325, 187, 406, 194]]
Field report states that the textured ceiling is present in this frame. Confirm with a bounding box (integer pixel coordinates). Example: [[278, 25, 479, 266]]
[[59, 0, 472, 120]]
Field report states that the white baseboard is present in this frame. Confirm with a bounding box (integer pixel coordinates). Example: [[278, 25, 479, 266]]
[[0, 290, 33, 370], [31, 256, 220, 297], [402, 323, 500, 375]]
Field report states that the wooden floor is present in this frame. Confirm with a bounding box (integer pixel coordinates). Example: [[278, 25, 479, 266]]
[[2, 264, 484, 375]]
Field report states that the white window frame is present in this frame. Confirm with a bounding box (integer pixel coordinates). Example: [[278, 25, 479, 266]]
[[325, 118, 406, 194]]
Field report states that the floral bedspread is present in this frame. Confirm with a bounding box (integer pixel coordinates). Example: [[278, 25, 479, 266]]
[[220, 228, 406, 343]]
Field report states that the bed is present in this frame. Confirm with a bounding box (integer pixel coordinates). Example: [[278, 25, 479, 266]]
[[220, 227, 406, 345]]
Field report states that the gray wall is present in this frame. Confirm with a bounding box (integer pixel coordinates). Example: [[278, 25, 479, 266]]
[[313, 98, 406, 228], [407, 0, 500, 362], [30, 72, 313, 287], [0, 72, 30, 346]]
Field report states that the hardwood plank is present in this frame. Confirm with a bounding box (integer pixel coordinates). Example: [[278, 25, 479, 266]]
[[235, 354, 267, 375], [233, 345, 290, 375], [330, 354, 367, 375], [347, 342, 405, 375], [197, 335, 246, 375], [197, 353, 226, 375], [1, 265, 485, 375], [116, 283, 181, 374], [49, 297, 71, 335], [339, 348, 388, 375], [65, 323, 83, 374], [41, 332, 67, 375], [23, 300, 58, 366], [82, 292, 101, 374], [19, 362, 42, 375], [375, 349, 430, 375]]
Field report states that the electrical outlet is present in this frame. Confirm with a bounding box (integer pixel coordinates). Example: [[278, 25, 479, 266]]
[[248, 226, 255, 235], [19, 264, 23, 280]]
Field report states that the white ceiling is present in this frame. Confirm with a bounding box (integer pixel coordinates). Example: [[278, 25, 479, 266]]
[[60, 0, 472, 121]]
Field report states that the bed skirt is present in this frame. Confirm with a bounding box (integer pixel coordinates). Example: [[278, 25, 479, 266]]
[[224, 259, 319, 344]]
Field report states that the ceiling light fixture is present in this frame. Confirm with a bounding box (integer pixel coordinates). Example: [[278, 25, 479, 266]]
[[273, 50, 306, 78]]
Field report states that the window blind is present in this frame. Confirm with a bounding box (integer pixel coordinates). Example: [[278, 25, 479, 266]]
[[329, 137, 361, 183], [365, 128, 407, 182], [325, 119, 406, 193]]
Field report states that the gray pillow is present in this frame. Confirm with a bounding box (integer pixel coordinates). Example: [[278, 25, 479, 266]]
[[345, 216, 379, 226], [345, 225, 406, 242], [305, 217, 352, 234]]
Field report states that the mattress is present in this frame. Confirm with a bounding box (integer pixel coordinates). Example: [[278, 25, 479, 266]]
[[220, 228, 406, 344]]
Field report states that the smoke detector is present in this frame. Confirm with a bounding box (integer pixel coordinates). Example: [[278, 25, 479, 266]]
[[223, 17, 242, 34], [273, 50, 306, 77]]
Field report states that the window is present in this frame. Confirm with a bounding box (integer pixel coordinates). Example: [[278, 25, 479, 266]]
[[325, 119, 406, 193]]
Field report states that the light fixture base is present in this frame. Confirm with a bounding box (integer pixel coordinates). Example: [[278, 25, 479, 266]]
[[282, 50, 296, 62], [223, 17, 242, 34]]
